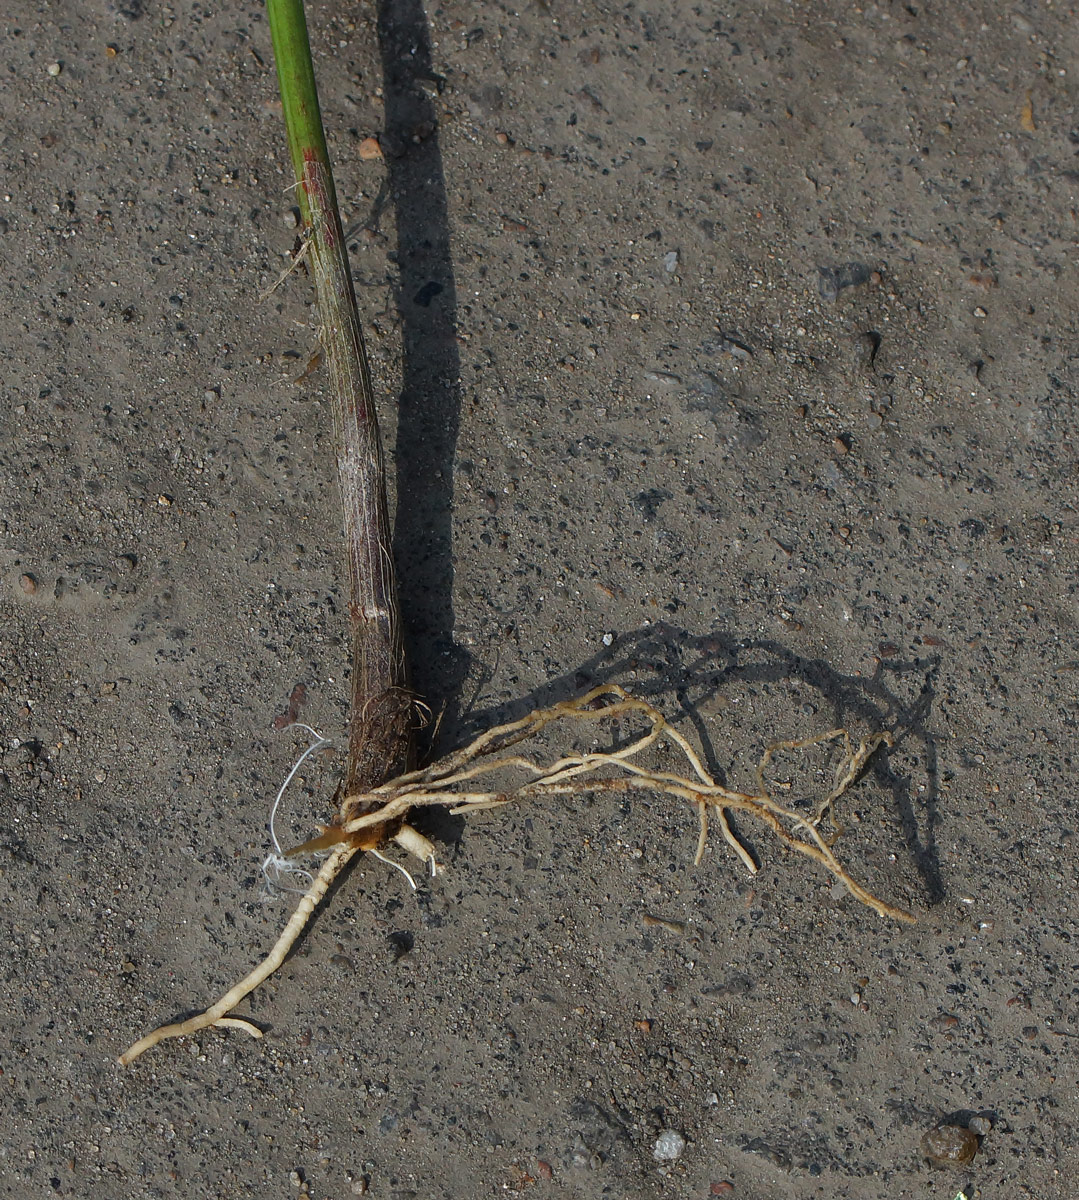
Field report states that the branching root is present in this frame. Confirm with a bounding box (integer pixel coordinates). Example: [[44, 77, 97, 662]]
[[119, 685, 911, 1066], [118, 843, 358, 1066]]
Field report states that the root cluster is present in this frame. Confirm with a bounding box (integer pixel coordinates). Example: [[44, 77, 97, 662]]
[[119, 684, 911, 1066]]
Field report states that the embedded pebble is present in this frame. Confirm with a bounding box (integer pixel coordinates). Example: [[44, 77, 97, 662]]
[[921, 1124, 978, 1165], [818, 261, 870, 301], [47, 61, 62, 76], [853, 329, 881, 369], [743, 1137, 791, 1170], [652, 1130, 686, 1161], [715, 334, 752, 359]]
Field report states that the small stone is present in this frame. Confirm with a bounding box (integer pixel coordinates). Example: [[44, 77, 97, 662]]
[[968, 1116, 993, 1137], [852, 330, 880, 370], [921, 1124, 979, 1166], [744, 1138, 791, 1170], [817, 261, 870, 301], [652, 1130, 686, 1162], [601, 632, 614, 646], [663, 250, 679, 273], [973, 306, 987, 318], [18, 573, 37, 595], [283, 207, 300, 229], [358, 136, 383, 160], [14, 742, 39, 766], [47, 61, 62, 76], [157, 494, 172, 506]]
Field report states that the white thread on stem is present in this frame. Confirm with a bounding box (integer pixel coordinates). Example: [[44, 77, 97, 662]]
[[369, 847, 417, 890], [262, 723, 334, 894]]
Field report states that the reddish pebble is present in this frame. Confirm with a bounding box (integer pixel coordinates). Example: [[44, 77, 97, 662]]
[[535, 1160, 552, 1180], [711, 1183, 735, 1195], [358, 136, 383, 160], [922, 1124, 978, 1166], [18, 573, 37, 595]]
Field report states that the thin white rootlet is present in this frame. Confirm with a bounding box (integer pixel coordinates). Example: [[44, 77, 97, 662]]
[[260, 724, 433, 898], [370, 846, 418, 890], [261, 723, 334, 896]]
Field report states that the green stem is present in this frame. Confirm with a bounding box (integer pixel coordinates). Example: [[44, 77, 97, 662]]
[[266, 0, 332, 220], [266, 0, 411, 798]]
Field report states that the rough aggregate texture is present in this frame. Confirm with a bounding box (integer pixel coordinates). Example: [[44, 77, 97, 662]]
[[1, 1, 1077, 1197]]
